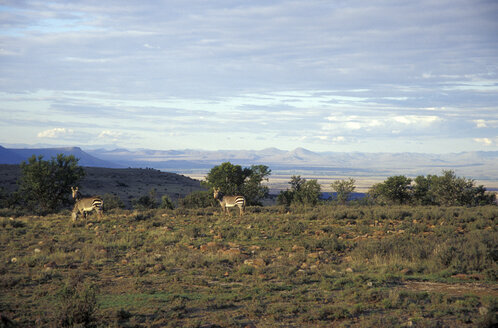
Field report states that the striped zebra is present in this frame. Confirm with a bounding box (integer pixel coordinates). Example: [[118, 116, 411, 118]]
[[71, 186, 104, 221], [213, 188, 246, 217]]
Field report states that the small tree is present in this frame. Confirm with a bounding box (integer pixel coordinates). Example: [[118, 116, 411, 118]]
[[205, 162, 271, 206], [132, 189, 158, 210], [205, 162, 248, 196], [331, 178, 356, 205], [160, 195, 175, 210], [241, 165, 271, 206], [295, 179, 322, 206], [179, 191, 217, 208], [368, 175, 412, 205], [277, 176, 322, 206], [18, 154, 85, 214], [413, 170, 496, 206]]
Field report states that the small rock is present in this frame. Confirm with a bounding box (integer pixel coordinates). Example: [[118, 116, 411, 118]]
[[308, 252, 320, 259], [479, 306, 488, 316], [221, 248, 242, 256], [34, 248, 41, 253], [10, 257, 17, 263], [400, 268, 413, 275], [292, 245, 305, 252], [206, 241, 219, 248], [344, 256, 353, 262], [121, 259, 128, 265], [153, 263, 165, 272], [345, 267, 354, 273], [244, 258, 266, 268], [275, 247, 282, 252], [44, 261, 57, 269]]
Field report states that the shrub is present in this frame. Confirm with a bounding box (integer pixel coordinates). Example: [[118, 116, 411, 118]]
[[18, 154, 85, 214], [102, 193, 125, 210], [54, 281, 98, 328], [277, 176, 321, 206], [179, 191, 215, 208], [205, 162, 271, 205], [132, 189, 158, 210], [331, 178, 356, 205], [160, 195, 175, 210]]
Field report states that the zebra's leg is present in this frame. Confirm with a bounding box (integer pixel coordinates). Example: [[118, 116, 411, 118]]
[[71, 211, 78, 222]]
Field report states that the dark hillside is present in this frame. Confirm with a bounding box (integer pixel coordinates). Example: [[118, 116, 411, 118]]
[[0, 165, 204, 208], [0, 146, 25, 164], [7, 146, 121, 168]]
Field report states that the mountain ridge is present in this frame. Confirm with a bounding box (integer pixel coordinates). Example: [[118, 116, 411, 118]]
[[1, 145, 497, 181]]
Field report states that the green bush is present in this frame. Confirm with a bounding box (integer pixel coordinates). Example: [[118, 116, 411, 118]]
[[54, 281, 98, 327], [102, 193, 125, 210], [179, 191, 215, 208], [132, 189, 158, 210], [18, 154, 85, 214], [277, 176, 321, 206], [160, 195, 175, 210]]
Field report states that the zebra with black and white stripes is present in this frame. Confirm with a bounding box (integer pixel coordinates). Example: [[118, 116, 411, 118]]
[[213, 188, 246, 217], [71, 186, 104, 221]]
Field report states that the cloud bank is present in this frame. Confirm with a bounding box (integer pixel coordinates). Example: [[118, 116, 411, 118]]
[[0, 0, 497, 152]]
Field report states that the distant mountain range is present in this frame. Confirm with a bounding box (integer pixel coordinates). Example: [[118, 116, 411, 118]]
[[0, 145, 121, 168], [1, 145, 497, 183]]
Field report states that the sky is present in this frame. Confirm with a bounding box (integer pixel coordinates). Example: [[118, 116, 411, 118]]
[[0, 0, 497, 153]]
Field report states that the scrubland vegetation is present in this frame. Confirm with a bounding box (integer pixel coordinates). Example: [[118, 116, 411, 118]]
[[1, 205, 496, 327], [0, 155, 497, 327]]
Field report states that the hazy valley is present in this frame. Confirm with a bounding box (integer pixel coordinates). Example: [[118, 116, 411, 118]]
[[1, 145, 497, 192]]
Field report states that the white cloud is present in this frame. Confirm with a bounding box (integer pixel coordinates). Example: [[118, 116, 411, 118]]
[[1, 1, 497, 153], [98, 130, 122, 139], [392, 115, 440, 125], [474, 138, 494, 146], [474, 119, 487, 128], [37, 128, 73, 138]]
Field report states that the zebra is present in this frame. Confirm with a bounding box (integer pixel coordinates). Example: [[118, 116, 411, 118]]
[[213, 188, 246, 217], [71, 186, 104, 221]]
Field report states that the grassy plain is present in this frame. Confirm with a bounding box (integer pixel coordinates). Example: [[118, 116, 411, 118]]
[[1, 205, 497, 327]]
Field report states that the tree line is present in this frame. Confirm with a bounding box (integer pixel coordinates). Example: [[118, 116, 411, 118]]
[[0, 155, 495, 215]]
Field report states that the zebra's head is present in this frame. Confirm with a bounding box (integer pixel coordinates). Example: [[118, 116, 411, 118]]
[[213, 188, 221, 200], [71, 186, 79, 199]]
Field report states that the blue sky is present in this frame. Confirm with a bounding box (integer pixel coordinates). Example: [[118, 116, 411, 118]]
[[1, 0, 497, 153]]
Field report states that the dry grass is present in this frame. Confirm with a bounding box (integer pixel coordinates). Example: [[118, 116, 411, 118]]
[[1, 205, 497, 327]]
